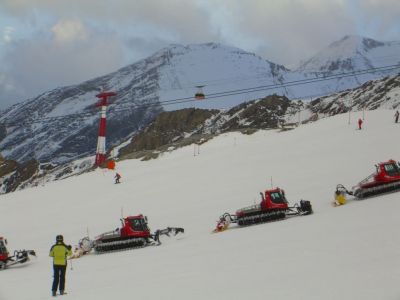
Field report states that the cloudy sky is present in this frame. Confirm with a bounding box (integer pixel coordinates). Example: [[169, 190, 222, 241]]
[[0, 0, 399, 109]]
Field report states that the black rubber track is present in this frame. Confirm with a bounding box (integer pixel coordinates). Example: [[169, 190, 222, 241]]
[[94, 238, 146, 253]]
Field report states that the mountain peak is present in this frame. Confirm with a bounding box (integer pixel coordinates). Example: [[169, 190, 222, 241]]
[[159, 42, 254, 56], [324, 35, 367, 59], [333, 35, 384, 52], [339, 34, 363, 42], [297, 35, 387, 72]]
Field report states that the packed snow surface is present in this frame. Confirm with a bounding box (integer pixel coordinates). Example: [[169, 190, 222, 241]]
[[1, 109, 400, 300]]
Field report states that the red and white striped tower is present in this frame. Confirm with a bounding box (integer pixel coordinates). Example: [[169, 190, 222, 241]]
[[95, 90, 116, 166]]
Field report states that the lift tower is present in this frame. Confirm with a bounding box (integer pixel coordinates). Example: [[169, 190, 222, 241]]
[[95, 91, 116, 166]]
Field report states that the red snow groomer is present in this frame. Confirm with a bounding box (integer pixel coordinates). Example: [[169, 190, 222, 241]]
[[336, 159, 400, 200], [78, 214, 184, 254], [213, 187, 312, 233], [0, 237, 36, 270]]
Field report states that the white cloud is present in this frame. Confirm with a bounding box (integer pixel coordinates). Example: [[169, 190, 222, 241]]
[[0, 23, 125, 108], [0, 72, 15, 92], [357, 0, 400, 38], [0, 0, 399, 108], [51, 19, 88, 44], [1, 1, 399, 62], [2, 26, 15, 43]]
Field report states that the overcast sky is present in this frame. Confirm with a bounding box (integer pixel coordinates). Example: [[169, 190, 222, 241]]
[[0, 0, 399, 109]]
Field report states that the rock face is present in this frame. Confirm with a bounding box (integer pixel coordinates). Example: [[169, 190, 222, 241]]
[[219, 95, 290, 131], [119, 108, 217, 157], [118, 94, 291, 160], [0, 158, 39, 193], [303, 74, 400, 117]]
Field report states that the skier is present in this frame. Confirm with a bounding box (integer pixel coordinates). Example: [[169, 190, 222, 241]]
[[214, 215, 231, 233], [358, 118, 363, 130], [395, 110, 399, 123], [49, 235, 72, 297], [334, 190, 346, 206], [114, 172, 121, 184]]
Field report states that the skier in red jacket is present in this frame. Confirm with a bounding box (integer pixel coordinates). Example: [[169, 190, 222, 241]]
[[358, 118, 363, 130]]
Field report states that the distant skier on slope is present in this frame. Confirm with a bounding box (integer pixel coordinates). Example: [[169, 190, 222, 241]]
[[395, 110, 399, 123], [358, 118, 363, 130], [114, 172, 121, 184], [333, 189, 346, 206]]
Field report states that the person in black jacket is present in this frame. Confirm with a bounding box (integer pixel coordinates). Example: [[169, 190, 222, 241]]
[[49, 235, 72, 297], [114, 172, 121, 184]]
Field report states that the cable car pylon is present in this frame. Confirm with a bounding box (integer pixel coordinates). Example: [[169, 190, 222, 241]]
[[94, 89, 116, 166]]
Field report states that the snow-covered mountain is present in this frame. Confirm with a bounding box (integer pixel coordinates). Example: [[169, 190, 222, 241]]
[[0, 43, 288, 165], [0, 55, 165, 164], [151, 37, 400, 110], [291, 35, 400, 97], [297, 35, 400, 73], [297, 74, 400, 121], [155, 43, 288, 110], [0, 36, 399, 165]]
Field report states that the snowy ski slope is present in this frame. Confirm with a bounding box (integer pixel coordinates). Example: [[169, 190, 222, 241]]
[[1, 109, 400, 300]]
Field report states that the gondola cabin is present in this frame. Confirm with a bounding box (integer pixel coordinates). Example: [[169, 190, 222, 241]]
[[195, 85, 205, 100]]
